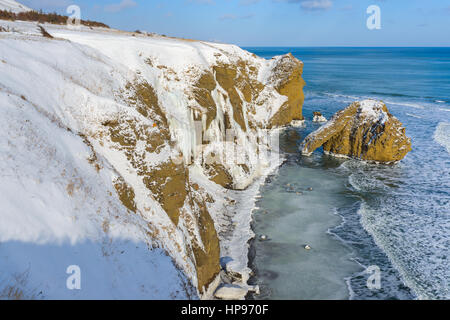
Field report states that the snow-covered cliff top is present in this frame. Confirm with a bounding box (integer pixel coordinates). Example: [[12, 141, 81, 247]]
[[0, 0, 31, 13]]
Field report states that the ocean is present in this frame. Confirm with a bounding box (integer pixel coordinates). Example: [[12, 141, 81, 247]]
[[244, 47, 450, 300]]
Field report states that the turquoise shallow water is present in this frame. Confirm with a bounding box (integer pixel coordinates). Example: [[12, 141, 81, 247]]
[[245, 47, 450, 300]]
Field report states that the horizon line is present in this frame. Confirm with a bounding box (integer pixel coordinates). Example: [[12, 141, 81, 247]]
[[239, 46, 450, 48]]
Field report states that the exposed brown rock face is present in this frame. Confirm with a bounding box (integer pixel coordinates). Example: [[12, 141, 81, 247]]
[[193, 72, 217, 130], [301, 100, 412, 163], [268, 53, 306, 127], [190, 197, 221, 294], [113, 177, 137, 213], [212, 62, 266, 132], [204, 163, 234, 189], [143, 160, 188, 226]]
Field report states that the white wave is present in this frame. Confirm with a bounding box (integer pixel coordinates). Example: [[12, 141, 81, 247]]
[[406, 113, 422, 119], [434, 122, 450, 154], [323, 92, 362, 101], [355, 203, 419, 299], [357, 200, 450, 300], [323, 92, 428, 111], [385, 101, 424, 109]]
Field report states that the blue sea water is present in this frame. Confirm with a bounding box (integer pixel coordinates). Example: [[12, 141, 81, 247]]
[[244, 47, 450, 300]]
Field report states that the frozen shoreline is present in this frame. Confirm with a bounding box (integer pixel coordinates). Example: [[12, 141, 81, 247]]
[[212, 129, 285, 299]]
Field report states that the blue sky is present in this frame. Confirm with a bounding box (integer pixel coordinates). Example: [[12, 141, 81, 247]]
[[20, 0, 450, 46]]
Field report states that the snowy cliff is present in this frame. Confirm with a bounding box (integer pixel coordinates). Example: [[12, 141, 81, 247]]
[[0, 0, 31, 13], [0, 18, 304, 299]]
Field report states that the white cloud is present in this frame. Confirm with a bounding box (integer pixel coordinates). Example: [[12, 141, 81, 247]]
[[186, 0, 215, 4], [300, 0, 332, 10], [240, 0, 261, 5], [220, 14, 237, 20], [21, 0, 73, 9], [104, 0, 137, 13], [220, 13, 254, 20], [275, 0, 333, 11]]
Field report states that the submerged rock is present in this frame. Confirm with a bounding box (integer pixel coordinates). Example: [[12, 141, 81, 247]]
[[312, 111, 327, 123], [301, 100, 412, 163], [248, 285, 260, 295]]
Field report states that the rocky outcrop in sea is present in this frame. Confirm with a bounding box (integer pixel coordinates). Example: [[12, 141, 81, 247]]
[[301, 100, 412, 163]]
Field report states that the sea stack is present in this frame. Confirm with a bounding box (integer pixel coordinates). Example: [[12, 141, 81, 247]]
[[301, 100, 412, 163]]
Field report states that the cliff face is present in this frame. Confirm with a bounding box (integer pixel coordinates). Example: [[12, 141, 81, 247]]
[[0, 20, 304, 298], [263, 53, 306, 127], [301, 100, 412, 163]]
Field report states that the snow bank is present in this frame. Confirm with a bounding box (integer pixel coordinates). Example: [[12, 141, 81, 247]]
[[0, 92, 191, 299]]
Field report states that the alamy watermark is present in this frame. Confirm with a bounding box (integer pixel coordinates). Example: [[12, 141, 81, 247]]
[[366, 265, 381, 290], [367, 5, 381, 30], [171, 121, 281, 169], [66, 265, 81, 290], [66, 5, 81, 30]]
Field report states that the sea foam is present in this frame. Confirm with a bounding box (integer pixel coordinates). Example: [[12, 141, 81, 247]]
[[434, 122, 450, 154]]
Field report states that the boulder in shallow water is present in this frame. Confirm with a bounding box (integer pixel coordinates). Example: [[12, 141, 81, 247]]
[[301, 100, 412, 163], [214, 284, 248, 300]]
